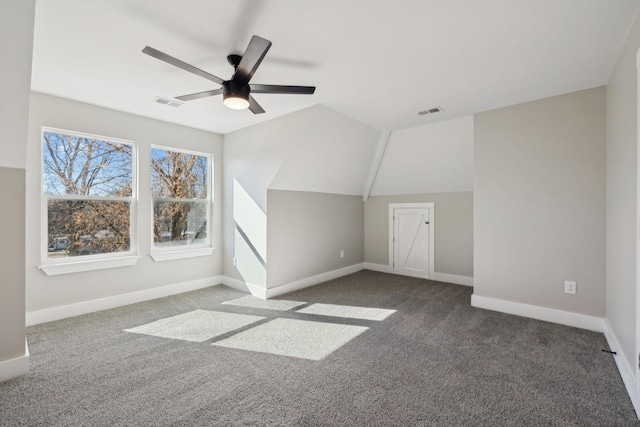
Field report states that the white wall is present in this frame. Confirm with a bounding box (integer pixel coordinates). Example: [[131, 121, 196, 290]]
[[474, 87, 606, 317], [26, 93, 223, 312], [0, 0, 35, 380], [270, 104, 379, 195], [370, 116, 473, 196], [606, 8, 640, 398]]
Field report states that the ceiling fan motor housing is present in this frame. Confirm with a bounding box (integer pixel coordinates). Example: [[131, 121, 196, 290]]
[[222, 80, 250, 100]]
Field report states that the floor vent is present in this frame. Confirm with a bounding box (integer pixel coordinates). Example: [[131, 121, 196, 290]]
[[153, 96, 184, 108], [418, 107, 443, 116]]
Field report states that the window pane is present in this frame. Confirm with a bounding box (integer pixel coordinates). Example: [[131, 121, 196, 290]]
[[153, 201, 207, 248], [43, 131, 133, 197], [47, 200, 131, 258], [151, 148, 208, 199]]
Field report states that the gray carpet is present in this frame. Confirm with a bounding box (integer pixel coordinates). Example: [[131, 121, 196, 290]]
[[1, 270, 638, 426]]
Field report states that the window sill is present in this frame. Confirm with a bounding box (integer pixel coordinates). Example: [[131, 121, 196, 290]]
[[39, 256, 140, 276], [150, 247, 214, 262]]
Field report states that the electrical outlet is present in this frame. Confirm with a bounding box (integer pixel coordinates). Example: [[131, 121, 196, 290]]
[[564, 280, 577, 295], [340, 250, 344, 258]]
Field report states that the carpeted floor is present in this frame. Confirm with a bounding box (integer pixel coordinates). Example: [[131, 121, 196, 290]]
[[1, 270, 638, 426]]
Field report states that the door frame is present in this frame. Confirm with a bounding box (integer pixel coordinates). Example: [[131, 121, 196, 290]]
[[388, 202, 435, 279]]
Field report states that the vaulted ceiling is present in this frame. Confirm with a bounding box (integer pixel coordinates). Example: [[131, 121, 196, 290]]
[[31, 0, 640, 134]]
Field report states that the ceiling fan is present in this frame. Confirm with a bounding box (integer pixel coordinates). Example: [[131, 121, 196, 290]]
[[142, 35, 315, 114]]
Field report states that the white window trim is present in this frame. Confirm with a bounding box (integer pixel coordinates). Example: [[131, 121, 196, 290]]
[[149, 145, 213, 260], [39, 256, 140, 276], [39, 127, 139, 274], [150, 247, 214, 262]]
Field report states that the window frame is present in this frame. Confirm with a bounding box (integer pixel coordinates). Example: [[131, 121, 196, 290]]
[[39, 127, 139, 275], [149, 145, 213, 262]]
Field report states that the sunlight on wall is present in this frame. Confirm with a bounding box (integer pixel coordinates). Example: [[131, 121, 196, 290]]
[[234, 228, 266, 286], [233, 179, 267, 286]]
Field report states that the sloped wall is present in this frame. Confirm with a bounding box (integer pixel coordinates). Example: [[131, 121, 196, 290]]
[[270, 104, 379, 195], [223, 104, 378, 289], [370, 116, 473, 196]]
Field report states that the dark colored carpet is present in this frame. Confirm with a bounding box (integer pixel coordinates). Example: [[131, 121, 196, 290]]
[[0, 270, 637, 426]]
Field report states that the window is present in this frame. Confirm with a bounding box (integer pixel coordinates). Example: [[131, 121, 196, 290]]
[[41, 128, 137, 272], [151, 146, 211, 255]]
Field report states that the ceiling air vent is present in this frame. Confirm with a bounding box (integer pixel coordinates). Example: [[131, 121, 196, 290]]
[[153, 96, 184, 108], [418, 107, 443, 116]]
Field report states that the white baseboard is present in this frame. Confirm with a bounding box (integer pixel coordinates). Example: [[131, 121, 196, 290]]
[[363, 263, 473, 287], [363, 262, 393, 273], [470, 294, 605, 332], [219, 276, 268, 299], [0, 339, 30, 383], [266, 263, 365, 299], [603, 320, 639, 417], [220, 276, 252, 294], [220, 264, 365, 300], [247, 282, 268, 299], [431, 272, 474, 287], [26, 276, 224, 326]]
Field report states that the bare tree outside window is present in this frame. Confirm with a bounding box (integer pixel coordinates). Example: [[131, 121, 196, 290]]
[[42, 130, 134, 259], [151, 147, 210, 249]]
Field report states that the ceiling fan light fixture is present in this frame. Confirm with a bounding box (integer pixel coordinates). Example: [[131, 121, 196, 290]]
[[222, 81, 250, 110], [223, 95, 250, 110]]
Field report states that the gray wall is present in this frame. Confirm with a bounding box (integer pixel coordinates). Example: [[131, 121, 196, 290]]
[[26, 93, 223, 311], [0, 169, 26, 361], [474, 87, 606, 317], [267, 190, 364, 288], [364, 192, 473, 277], [0, 0, 34, 370], [606, 10, 640, 378]]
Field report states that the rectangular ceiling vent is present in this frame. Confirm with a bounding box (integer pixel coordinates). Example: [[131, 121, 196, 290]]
[[153, 96, 184, 108], [418, 107, 443, 116]]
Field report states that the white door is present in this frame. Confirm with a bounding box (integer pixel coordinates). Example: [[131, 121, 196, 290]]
[[393, 208, 430, 278]]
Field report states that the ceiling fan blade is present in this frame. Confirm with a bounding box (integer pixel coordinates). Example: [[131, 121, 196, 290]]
[[248, 96, 265, 114], [175, 88, 223, 102], [142, 46, 225, 85], [250, 84, 316, 95], [235, 36, 272, 85]]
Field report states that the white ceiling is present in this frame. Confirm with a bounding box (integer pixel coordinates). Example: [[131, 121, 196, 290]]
[[31, 0, 640, 135]]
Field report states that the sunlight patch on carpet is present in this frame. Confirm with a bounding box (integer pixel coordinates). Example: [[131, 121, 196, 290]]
[[212, 318, 368, 361], [295, 303, 396, 321], [124, 309, 265, 342], [222, 295, 306, 311]]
